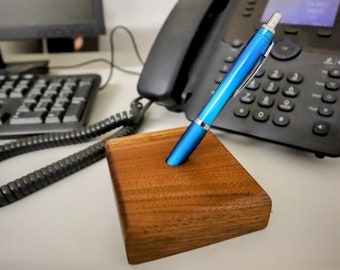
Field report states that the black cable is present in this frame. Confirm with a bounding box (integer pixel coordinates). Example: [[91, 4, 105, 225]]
[[0, 97, 153, 208], [0, 125, 139, 207], [99, 25, 145, 90], [0, 111, 131, 162], [51, 58, 141, 76], [49, 25, 145, 90]]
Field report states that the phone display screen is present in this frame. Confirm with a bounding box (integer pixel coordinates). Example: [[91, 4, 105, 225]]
[[261, 0, 340, 27]]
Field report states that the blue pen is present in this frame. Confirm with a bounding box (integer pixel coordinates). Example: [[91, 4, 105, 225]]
[[166, 12, 282, 166]]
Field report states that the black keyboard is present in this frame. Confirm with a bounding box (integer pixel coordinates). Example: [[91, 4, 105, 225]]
[[0, 73, 101, 138]]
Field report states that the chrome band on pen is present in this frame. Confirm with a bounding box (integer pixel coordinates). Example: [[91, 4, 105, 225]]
[[194, 118, 210, 131]]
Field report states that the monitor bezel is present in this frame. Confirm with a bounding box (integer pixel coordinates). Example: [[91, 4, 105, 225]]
[[0, 0, 105, 41]]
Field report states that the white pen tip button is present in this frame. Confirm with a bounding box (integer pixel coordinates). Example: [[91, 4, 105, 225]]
[[264, 12, 282, 34]]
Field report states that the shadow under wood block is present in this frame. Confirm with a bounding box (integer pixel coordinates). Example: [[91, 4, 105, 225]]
[[105, 127, 272, 264]]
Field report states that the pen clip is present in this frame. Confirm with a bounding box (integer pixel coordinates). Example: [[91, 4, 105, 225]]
[[232, 42, 274, 98]]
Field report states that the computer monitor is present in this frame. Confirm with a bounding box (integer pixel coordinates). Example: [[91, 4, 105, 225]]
[[0, 0, 105, 74]]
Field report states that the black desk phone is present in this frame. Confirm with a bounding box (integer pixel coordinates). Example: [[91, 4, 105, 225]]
[[138, 0, 340, 158]]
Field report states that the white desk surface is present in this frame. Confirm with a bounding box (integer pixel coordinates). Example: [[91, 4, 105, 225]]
[[0, 52, 339, 270]]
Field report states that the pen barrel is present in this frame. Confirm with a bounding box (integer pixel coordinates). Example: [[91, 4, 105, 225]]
[[197, 27, 274, 126], [166, 24, 277, 167], [166, 122, 208, 166]]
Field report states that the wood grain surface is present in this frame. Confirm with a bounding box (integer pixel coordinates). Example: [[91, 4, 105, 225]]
[[105, 127, 272, 264]]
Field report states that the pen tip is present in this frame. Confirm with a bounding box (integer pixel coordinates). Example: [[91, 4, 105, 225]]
[[263, 12, 282, 34]]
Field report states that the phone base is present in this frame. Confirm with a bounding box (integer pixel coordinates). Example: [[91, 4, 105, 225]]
[[105, 127, 272, 264]]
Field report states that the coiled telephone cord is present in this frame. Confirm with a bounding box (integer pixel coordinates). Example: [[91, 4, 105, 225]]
[[0, 97, 152, 208]]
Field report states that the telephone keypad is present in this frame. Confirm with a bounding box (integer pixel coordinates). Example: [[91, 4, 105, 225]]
[[232, 68, 301, 121], [220, 51, 339, 145], [185, 42, 340, 157]]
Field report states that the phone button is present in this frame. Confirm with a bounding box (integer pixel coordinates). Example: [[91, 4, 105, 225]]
[[270, 39, 301, 60], [278, 98, 295, 112], [287, 72, 304, 84], [239, 91, 255, 104], [284, 27, 298, 35], [263, 82, 279, 94], [282, 86, 300, 97], [313, 121, 330, 136], [318, 106, 333, 117], [273, 114, 290, 127], [317, 29, 332, 37], [322, 93, 337, 104], [329, 68, 340, 79], [234, 107, 250, 118], [253, 109, 269, 122], [268, 69, 284, 80], [325, 81, 340, 91], [231, 39, 243, 48]]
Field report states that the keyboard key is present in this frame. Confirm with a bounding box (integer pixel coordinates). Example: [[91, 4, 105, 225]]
[[63, 102, 85, 123], [50, 100, 69, 112], [9, 87, 28, 98], [0, 73, 101, 138], [10, 111, 46, 125], [45, 83, 59, 92], [45, 111, 64, 123], [17, 102, 35, 112], [24, 92, 40, 103], [22, 74, 35, 80], [34, 101, 52, 112], [0, 88, 10, 98], [40, 92, 57, 102], [56, 92, 72, 102], [72, 84, 92, 102]]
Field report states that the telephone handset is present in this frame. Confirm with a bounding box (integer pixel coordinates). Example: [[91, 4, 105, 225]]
[[138, 0, 230, 110], [138, 0, 340, 158]]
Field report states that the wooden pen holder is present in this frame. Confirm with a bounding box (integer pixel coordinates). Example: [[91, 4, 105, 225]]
[[105, 127, 271, 264]]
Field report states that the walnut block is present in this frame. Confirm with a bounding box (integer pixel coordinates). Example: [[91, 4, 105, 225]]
[[105, 127, 272, 264]]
